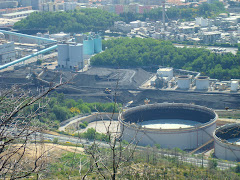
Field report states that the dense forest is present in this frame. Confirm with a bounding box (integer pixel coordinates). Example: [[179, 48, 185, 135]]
[[120, 2, 226, 22], [23, 92, 121, 129], [13, 9, 120, 33], [91, 38, 240, 80]]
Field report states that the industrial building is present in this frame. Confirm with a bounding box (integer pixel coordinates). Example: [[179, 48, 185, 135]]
[[83, 34, 102, 55], [214, 123, 240, 161], [57, 43, 83, 70], [0, 33, 15, 65], [119, 103, 217, 150]]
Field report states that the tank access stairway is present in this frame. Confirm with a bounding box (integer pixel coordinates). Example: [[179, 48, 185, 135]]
[[189, 139, 214, 154]]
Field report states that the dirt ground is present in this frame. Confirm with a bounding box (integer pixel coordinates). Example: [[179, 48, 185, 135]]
[[76, 120, 121, 134]]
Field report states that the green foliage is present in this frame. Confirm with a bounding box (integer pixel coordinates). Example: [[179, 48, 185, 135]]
[[53, 137, 59, 144], [48, 152, 88, 178], [208, 159, 218, 169], [14, 9, 121, 33], [77, 128, 110, 142], [154, 144, 161, 149], [92, 37, 240, 80], [21, 92, 121, 131], [235, 164, 240, 173], [120, 2, 226, 22], [79, 121, 88, 129]]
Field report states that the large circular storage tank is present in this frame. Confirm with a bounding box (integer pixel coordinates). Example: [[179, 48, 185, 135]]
[[94, 34, 102, 53], [83, 37, 94, 55], [119, 103, 217, 150], [214, 123, 240, 161]]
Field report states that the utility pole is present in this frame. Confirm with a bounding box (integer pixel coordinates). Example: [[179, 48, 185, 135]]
[[162, 0, 166, 31]]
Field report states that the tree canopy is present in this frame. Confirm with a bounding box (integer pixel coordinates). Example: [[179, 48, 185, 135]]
[[120, 2, 226, 22], [14, 8, 121, 33], [91, 38, 240, 80]]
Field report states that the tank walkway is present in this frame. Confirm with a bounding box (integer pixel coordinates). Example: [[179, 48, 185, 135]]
[[189, 139, 214, 154]]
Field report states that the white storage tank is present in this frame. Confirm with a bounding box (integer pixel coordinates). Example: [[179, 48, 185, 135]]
[[119, 103, 217, 150], [177, 75, 192, 89], [231, 80, 239, 91], [196, 76, 209, 90], [68, 43, 83, 70], [57, 44, 69, 68], [157, 68, 173, 79]]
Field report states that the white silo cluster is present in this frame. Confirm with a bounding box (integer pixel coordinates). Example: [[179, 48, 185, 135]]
[[57, 43, 83, 70]]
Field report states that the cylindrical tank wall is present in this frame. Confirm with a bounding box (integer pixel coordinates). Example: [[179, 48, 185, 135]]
[[94, 35, 102, 53], [214, 124, 240, 161], [68, 44, 83, 69], [83, 38, 94, 55], [231, 81, 239, 91], [58, 44, 69, 68], [119, 103, 217, 150], [121, 123, 216, 150], [196, 79, 209, 90], [177, 78, 191, 89]]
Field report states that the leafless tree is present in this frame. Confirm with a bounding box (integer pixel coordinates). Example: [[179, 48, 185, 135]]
[[0, 80, 67, 179], [70, 81, 141, 180]]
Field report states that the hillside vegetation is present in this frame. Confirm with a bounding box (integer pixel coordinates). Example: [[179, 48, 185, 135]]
[[23, 92, 121, 129], [121, 2, 226, 22], [91, 38, 240, 80], [14, 9, 120, 33]]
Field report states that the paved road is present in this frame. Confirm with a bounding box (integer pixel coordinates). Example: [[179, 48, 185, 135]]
[[37, 131, 236, 170]]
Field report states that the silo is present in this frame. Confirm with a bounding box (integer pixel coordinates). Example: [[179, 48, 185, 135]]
[[196, 76, 209, 90], [94, 34, 102, 53], [231, 80, 239, 91], [177, 75, 192, 89], [68, 43, 83, 70], [57, 44, 69, 68], [83, 36, 94, 55]]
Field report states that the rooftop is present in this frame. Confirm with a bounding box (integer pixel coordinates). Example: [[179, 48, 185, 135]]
[[2, 10, 37, 17]]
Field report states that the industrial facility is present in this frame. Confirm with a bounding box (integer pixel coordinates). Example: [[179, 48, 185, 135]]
[[57, 43, 84, 70], [119, 103, 217, 150], [82, 34, 102, 55], [145, 67, 239, 93], [214, 123, 240, 161], [57, 33, 102, 70], [0, 32, 15, 65]]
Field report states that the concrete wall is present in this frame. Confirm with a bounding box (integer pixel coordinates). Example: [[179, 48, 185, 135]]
[[121, 122, 216, 150], [214, 138, 240, 161]]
